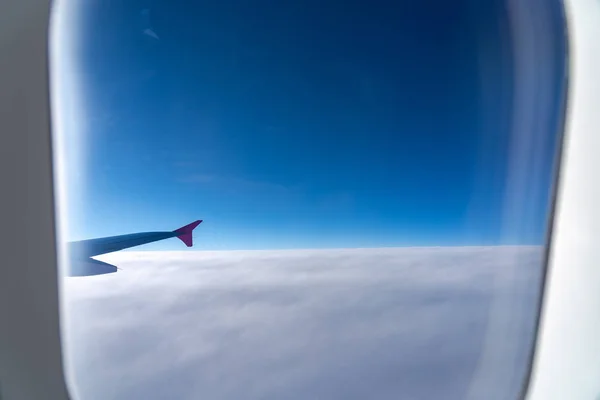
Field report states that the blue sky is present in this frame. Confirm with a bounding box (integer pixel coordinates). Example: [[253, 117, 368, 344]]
[[56, 0, 566, 249]]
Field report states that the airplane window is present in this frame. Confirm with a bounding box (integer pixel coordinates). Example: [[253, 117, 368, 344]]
[[50, 0, 567, 399]]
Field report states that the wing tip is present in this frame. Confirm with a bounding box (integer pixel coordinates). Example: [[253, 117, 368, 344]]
[[174, 219, 203, 247]]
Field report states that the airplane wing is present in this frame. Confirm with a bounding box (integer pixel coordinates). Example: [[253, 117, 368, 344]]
[[66, 220, 202, 277]]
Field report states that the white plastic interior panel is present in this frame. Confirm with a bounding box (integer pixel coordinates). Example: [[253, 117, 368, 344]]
[[525, 0, 600, 399], [0, 0, 71, 399]]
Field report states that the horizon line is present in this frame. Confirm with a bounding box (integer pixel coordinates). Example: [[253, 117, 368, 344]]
[[119, 244, 544, 253]]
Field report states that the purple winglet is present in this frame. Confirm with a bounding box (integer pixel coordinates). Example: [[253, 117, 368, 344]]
[[173, 220, 202, 247]]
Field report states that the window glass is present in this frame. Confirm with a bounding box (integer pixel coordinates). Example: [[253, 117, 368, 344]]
[[51, 0, 567, 399]]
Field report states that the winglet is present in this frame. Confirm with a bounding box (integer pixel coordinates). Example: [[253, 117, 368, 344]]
[[173, 220, 202, 247]]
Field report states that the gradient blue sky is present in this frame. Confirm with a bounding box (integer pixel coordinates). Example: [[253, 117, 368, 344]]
[[58, 0, 566, 249]]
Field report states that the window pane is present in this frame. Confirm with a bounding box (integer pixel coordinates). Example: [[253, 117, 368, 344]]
[[51, 0, 567, 399]]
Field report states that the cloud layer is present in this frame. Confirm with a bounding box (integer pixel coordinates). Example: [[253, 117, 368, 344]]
[[62, 247, 544, 400]]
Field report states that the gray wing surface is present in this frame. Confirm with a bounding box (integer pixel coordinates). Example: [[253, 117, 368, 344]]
[[66, 220, 202, 277]]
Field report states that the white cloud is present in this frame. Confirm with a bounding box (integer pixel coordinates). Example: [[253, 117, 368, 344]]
[[143, 28, 160, 40], [62, 247, 544, 400]]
